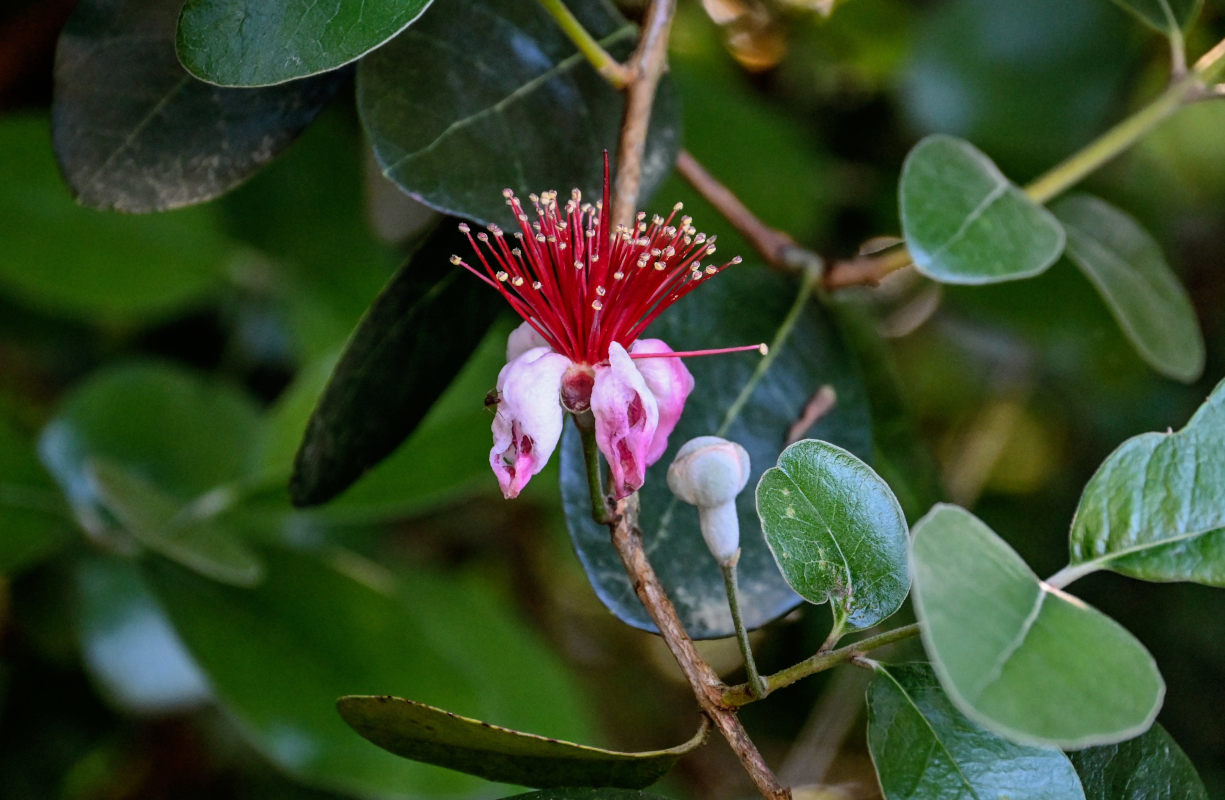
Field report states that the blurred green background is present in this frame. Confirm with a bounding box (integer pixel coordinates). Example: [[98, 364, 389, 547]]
[[2, 0, 1224, 797]]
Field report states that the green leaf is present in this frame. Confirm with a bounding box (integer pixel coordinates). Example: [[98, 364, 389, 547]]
[[178, 0, 433, 87], [145, 548, 596, 798], [1052, 194, 1203, 382], [911, 504, 1164, 748], [561, 269, 873, 639], [87, 459, 263, 586], [39, 362, 262, 516], [53, 0, 344, 212], [502, 791, 673, 800], [899, 134, 1065, 284], [73, 554, 210, 714], [0, 115, 235, 320], [290, 222, 501, 506], [0, 413, 73, 575], [1069, 723, 1206, 800], [1065, 378, 1225, 586], [1106, 0, 1200, 34], [357, 0, 681, 227], [756, 439, 909, 630], [866, 662, 1085, 800], [337, 696, 706, 790]]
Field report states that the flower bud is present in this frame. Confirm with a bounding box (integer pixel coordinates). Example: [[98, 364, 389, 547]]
[[667, 436, 751, 564]]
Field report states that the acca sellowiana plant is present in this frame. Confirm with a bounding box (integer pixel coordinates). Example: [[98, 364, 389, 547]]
[[1, 0, 1225, 798]]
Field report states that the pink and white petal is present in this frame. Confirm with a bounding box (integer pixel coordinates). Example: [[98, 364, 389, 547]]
[[505, 320, 552, 362], [592, 342, 660, 499], [490, 346, 571, 498], [629, 339, 694, 465]]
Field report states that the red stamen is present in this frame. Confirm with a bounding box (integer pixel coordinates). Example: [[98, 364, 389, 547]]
[[453, 153, 747, 366], [628, 343, 769, 360]]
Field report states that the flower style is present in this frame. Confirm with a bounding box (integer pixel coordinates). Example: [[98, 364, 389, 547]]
[[451, 156, 757, 499]]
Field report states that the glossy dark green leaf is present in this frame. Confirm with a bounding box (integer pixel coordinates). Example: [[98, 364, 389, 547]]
[[1052, 195, 1203, 383], [502, 791, 673, 800], [1064, 378, 1225, 586], [178, 0, 433, 86], [146, 548, 595, 798], [561, 268, 873, 638], [337, 695, 706, 789], [756, 439, 909, 630], [38, 362, 262, 553], [1069, 723, 1207, 800], [899, 135, 1065, 284], [866, 663, 1085, 800], [357, 0, 681, 227], [1106, 0, 1200, 34], [0, 414, 73, 575], [53, 0, 345, 212], [290, 222, 500, 506], [73, 554, 210, 714], [911, 504, 1164, 748], [0, 115, 234, 320], [87, 459, 263, 586]]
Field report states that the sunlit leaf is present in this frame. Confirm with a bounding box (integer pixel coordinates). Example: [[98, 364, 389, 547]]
[[911, 504, 1164, 748], [1065, 378, 1225, 586], [337, 695, 706, 789], [757, 439, 909, 630], [53, 0, 344, 211], [900, 134, 1064, 284], [178, 0, 434, 86], [1069, 722, 1206, 800], [1053, 194, 1203, 382], [290, 222, 500, 506], [357, 0, 680, 226], [561, 268, 873, 638], [866, 662, 1085, 800]]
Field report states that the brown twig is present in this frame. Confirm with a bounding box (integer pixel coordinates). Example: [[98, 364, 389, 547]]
[[612, 0, 676, 228], [609, 500, 792, 800], [675, 148, 913, 287]]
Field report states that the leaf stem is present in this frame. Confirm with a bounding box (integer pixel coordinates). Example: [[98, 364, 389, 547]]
[[1044, 562, 1097, 590], [1024, 33, 1225, 205], [575, 413, 613, 524], [536, 0, 630, 87], [723, 623, 921, 707], [722, 556, 769, 699]]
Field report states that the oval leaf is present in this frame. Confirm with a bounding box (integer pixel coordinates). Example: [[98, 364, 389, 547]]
[[337, 695, 707, 790], [290, 221, 500, 506], [1069, 722, 1207, 800], [1052, 194, 1203, 382], [178, 0, 433, 87], [1107, 0, 1200, 34], [900, 134, 1065, 284], [1065, 377, 1225, 585], [911, 503, 1164, 748], [146, 548, 596, 798], [357, 0, 681, 226], [756, 439, 909, 630], [53, 0, 345, 212], [866, 662, 1085, 800], [39, 362, 263, 516], [561, 268, 873, 638], [87, 459, 263, 586]]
